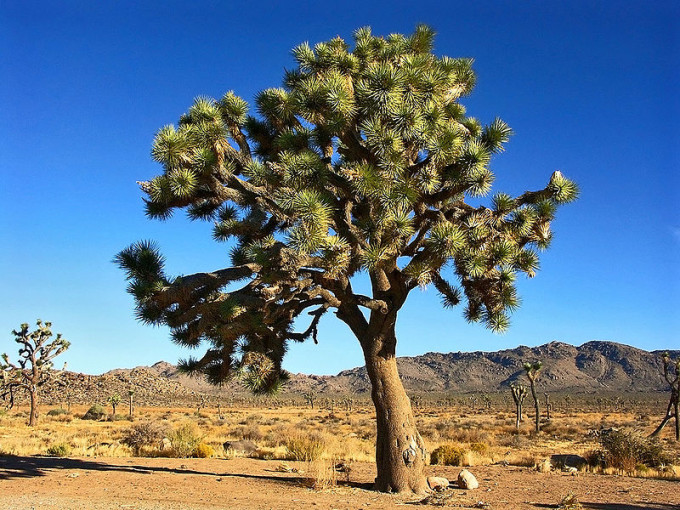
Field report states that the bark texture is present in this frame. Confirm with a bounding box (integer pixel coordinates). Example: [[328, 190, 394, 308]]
[[360, 320, 428, 493], [28, 387, 38, 427]]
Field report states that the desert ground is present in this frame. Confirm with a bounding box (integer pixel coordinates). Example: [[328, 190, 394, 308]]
[[1, 401, 679, 509]]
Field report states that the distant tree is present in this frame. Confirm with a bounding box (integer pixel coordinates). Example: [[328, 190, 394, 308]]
[[0, 320, 70, 426], [650, 352, 679, 441], [510, 382, 528, 429], [523, 361, 543, 433], [128, 388, 135, 417], [116, 26, 577, 492], [303, 391, 317, 410], [108, 393, 121, 415]]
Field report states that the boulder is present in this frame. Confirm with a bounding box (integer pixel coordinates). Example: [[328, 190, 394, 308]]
[[427, 476, 450, 491], [457, 469, 479, 490], [550, 454, 588, 470], [223, 439, 258, 454]]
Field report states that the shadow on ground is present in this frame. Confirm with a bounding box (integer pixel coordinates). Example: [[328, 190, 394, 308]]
[[0, 454, 373, 491]]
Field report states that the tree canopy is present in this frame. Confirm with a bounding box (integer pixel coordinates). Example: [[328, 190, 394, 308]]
[[116, 25, 577, 393]]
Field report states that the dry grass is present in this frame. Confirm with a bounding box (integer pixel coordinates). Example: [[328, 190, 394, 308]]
[[0, 401, 678, 484]]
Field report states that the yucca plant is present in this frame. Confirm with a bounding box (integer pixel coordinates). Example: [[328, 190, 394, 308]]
[[116, 25, 577, 493]]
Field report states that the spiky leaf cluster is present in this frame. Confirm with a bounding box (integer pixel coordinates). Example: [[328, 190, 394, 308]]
[[118, 26, 577, 392]]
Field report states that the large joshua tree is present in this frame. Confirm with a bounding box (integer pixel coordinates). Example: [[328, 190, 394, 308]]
[[116, 26, 577, 493], [0, 320, 70, 426]]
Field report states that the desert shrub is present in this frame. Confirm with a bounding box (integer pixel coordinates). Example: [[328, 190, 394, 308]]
[[122, 421, 168, 456], [597, 429, 671, 471], [430, 444, 466, 466], [168, 422, 203, 458], [46, 442, 71, 457], [506, 453, 539, 467], [285, 433, 326, 461], [192, 443, 215, 458], [82, 404, 106, 420], [234, 424, 264, 441], [47, 408, 69, 416], [470, 442, 489, 454]]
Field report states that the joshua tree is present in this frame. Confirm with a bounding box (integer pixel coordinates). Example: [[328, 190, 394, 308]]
[[650, 352, 679, 441], [544, 392, 551, 421], [108, 393, 121, 415], [116, 26, 577, 492], [523, 361, 543, 433], [510, 382, 528, 429], [0, 320, 70, 426], [303, 391, 317, 410]]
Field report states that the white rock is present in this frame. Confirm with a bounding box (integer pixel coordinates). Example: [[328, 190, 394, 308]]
[[427, 476, 450, 491], [457, 469, 479, 490]]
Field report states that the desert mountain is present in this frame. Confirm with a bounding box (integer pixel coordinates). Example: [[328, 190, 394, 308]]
[[39, 341, 676, 407]]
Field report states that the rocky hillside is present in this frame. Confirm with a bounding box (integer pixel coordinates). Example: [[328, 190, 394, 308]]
[[35, 341, 678, 405]]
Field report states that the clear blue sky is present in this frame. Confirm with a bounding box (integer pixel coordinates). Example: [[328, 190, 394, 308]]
[[1, 1, 678, 376]]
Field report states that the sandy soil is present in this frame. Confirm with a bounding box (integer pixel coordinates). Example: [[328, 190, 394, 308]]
[[1, 455, 678, 510]]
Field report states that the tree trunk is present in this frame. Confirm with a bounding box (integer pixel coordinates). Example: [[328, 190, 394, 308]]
[[650, 391, 677, 438], [361, 326, 428, 494], [515, 403, 521, 429], [28, 386, 38, 427], [674, 398, 679, 441], [530, 382, 540, 433]]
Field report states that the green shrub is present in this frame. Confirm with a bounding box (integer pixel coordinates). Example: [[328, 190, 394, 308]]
[[47, 408, 69, 416], [285, 433, 326, 461], [82, 404, 106, 420], [168, 422, 203, 458], [46, 442, 71, 457], [597, 429, 671, 471], [192, 443, 215, 458], [122, 421, 168, 456], [430, 444, 466, 466]]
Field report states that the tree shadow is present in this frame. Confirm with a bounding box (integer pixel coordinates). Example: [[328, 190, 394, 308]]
[[0, 455, 307, 485], [0, 454, 376, 491]]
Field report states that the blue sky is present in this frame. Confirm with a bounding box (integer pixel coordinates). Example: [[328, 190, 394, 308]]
[[1, 1, 678, 376]]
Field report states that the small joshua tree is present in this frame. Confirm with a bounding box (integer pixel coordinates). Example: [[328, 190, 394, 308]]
[[303, 391, 317, 410], [0, 320, 69, 426], [650, 352, 679, 441], [128, 388, 135, 417], [108, 393, 121, 416], [523, 361, 543, 433], [544, 392, 551, 421], [510, 382, 528, 429]]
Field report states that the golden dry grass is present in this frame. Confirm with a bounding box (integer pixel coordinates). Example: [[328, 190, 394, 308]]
[[1, 401, 678, 483]]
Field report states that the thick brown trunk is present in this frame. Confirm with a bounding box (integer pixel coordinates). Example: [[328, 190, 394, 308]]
[[361, 327, 428, 494], [515, 403, 522, 429], [28, 387, 38, 427]]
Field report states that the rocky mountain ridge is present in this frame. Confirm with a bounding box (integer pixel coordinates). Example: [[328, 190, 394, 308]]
[[31, 340, 678, 406]]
